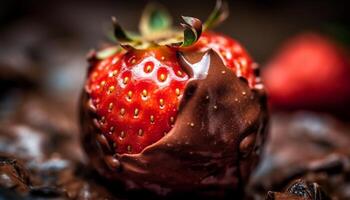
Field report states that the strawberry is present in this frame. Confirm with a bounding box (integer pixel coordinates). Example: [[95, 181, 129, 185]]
[[84, 0, 257, 154], [263, 33, 350, 112]]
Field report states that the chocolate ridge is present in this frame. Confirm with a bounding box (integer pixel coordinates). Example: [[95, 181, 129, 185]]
[[80, 49, 268, 196]]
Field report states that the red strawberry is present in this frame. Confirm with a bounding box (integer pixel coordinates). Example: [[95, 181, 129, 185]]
[[84, 1, 257, 154], [263, 33, 350, 112], [87, 47, 187, 154]]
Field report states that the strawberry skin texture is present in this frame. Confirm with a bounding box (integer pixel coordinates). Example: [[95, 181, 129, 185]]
[[88, 46, 186, 154], [263, 33, 350, 111], [87, 32, 256, 154]]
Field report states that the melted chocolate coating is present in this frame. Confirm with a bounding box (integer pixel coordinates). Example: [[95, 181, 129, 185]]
[[80, 49, 268, 196], [250, 112, 350, 199]]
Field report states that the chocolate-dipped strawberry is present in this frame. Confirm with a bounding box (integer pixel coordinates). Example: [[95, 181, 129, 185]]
[[80, 0, 268, 196]]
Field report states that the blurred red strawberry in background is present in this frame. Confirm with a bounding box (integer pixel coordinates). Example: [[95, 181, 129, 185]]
[[263, 33, 350, 114]]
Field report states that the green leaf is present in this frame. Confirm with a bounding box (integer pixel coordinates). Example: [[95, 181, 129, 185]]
[[155, 16, 202, 47], [203, 0, 229, 30], [139, 3, 172, 38], [182, 16, 203, 36], [182, 24, 197, 47], [180, 16, 202, 47], [111, 16, 134, 43]]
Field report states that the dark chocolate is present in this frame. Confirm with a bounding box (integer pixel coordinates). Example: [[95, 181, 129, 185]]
[[250, 112, 350, 199]]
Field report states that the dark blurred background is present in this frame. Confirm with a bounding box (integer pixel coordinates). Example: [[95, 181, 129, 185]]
[[0, 0, 349, 107], [1, 0, 349, 57]]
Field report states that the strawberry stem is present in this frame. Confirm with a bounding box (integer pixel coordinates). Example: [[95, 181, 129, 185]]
[[109, 1, 229, 49]]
